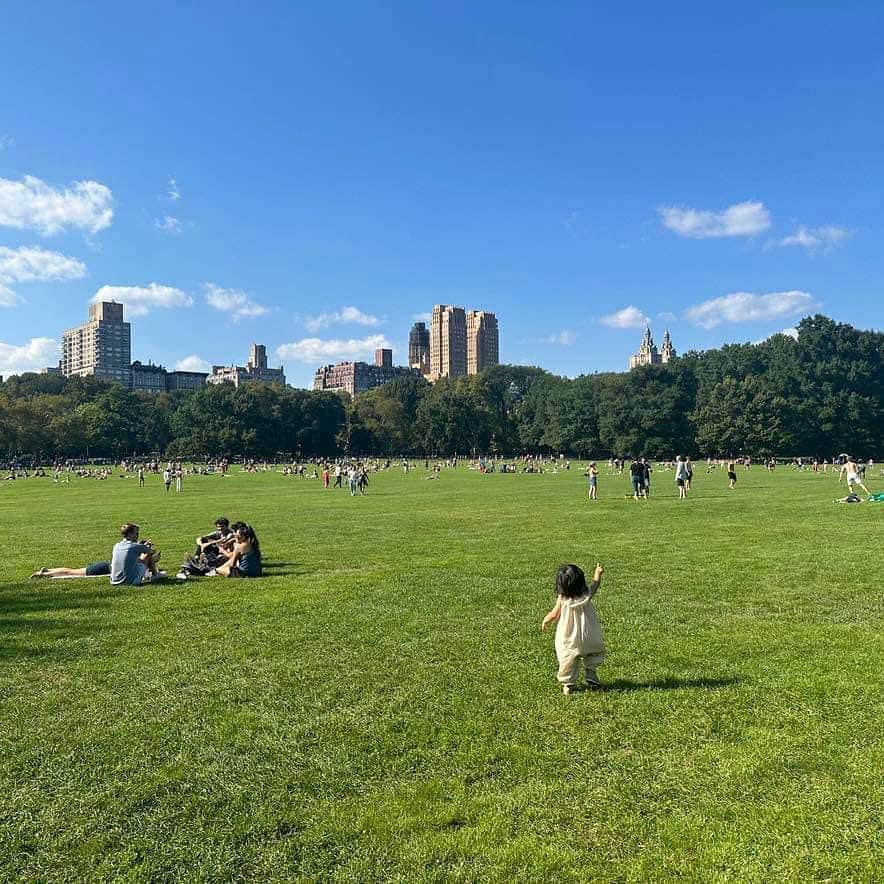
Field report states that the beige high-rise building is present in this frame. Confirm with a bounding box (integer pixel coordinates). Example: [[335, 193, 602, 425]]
[[467, 310, 499, 374], [430, 305, 467, 380], [62, 301, 132, 385]]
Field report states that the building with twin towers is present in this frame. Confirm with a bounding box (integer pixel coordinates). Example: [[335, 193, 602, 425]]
[[629, 326, 676, 369], [411, 305, 499, 380]]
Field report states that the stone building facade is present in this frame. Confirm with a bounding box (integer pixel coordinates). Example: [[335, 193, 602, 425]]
[[313, 360, 419, 397], [629, 327, 676, 369], [208, 343, 286, 387]]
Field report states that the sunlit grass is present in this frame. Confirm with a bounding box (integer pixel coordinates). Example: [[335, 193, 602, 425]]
[[1, 464, 881, 880]]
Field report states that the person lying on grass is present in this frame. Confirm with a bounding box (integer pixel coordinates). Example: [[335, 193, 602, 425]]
[[207, 523, 262, 578], [31, 561, 112, 580], [31, 522, 160, 585], [541, 562, 605, 695]]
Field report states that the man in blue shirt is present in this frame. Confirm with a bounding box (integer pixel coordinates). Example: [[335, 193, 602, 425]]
[[110, 523, 160, 585]]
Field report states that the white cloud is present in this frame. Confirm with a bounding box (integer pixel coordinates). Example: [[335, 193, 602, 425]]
[[166, 177, 181, 201], [599, 305, 650, 329], [154, 215, 183, 234], [0, 174, 114, 235], [304, 305, 382, 332], [779, 225, 850, 253], [754, 327, 800, 345], [0, 245, 87, 306], [685, 291, 816, 329], [175, 354, 211, 372], [91, 283, 192, 317], [659, 200, 771, 239], [277, 333, 392, 364], [545, 330, 576, 346], [0, 336, 60, 377], [204, 283, 269, 320]]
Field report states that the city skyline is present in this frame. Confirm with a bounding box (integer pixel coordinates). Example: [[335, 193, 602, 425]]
[[2, 5, 883, 388]]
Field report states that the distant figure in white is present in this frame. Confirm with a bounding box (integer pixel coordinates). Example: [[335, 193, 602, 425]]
[[839, 457, 870, 497]]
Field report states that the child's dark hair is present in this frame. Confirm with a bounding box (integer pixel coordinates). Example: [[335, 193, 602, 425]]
[[556, 563, 588, 598]]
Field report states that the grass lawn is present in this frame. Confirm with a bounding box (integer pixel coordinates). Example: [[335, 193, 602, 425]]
[[1, 464, 882, 881]]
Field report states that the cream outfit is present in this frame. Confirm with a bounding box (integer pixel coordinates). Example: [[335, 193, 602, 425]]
[[555, 583, 605, 686]]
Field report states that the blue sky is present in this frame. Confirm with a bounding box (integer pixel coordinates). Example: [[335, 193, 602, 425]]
[[1, 2, 882, 387]]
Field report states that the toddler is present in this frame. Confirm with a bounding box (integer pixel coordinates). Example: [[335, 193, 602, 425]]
[[541, 562, 605, 694]]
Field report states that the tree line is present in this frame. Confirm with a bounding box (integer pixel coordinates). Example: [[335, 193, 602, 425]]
[[1, 315, 881, 459]]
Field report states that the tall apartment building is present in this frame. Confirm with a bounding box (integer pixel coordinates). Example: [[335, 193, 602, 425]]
[[62, 301, 132, 385], [466, 310, 499, 374], [375, 348, 393, 368], [430, 305, 467, 380], [208, 343, 286, 387], [408, 321, 431, 377]]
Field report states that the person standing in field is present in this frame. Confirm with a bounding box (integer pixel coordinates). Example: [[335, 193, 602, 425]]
[[641, 457, 652, 498], [839, 456, 870, 496], [541, 562, 605, 694], [586, 462, 598, 499], [138, 466, 145, 488], [162, 467, 172, 492], [727, 459, 738, 489], [629, 458, 645, 500], [675, 456, 689, 499], [175, 468, 183, 493]]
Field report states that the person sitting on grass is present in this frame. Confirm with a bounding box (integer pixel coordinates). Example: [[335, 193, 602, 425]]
[[31, 523, 159, 584], [178, 517, 235, 576], [209, 523, 262, 578], [541, 562, 605, 695], [111, 522, 161, 586], [194, 517, 233, 560]]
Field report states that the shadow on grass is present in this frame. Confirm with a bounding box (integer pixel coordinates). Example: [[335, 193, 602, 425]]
[[0, 586, 113, 663], [601, 676, 743, 692]]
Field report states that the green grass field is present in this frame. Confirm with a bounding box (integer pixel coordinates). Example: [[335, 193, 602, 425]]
[[1, 464, 882, 881]]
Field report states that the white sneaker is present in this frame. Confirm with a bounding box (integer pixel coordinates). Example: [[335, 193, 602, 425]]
[[176, 571, 188, 581], [562, 684, 575, 695]]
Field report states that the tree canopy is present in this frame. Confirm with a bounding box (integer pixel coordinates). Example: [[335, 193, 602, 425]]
[[1, 315, 881, 458]]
